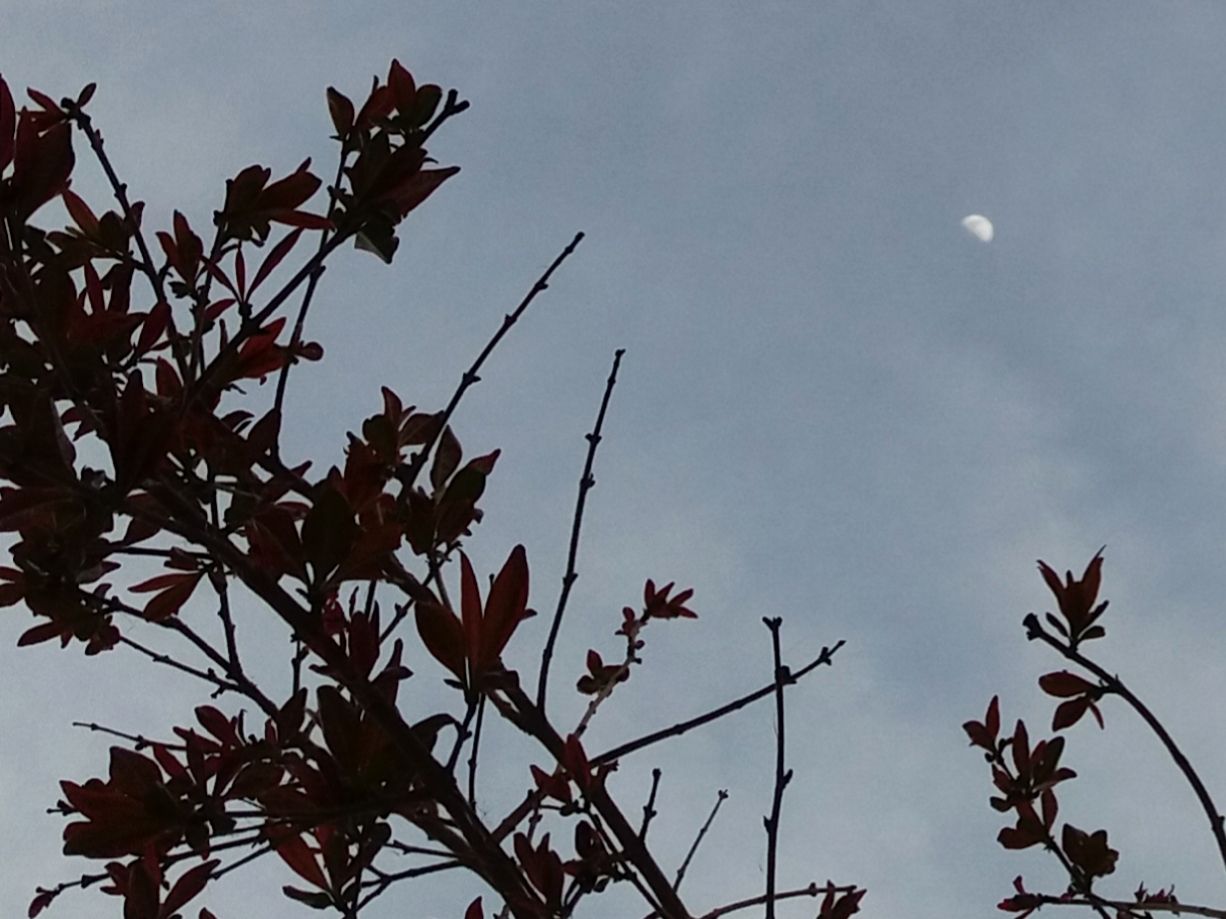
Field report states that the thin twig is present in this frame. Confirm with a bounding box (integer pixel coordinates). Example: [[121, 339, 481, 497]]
[[695, 883, 856, 919], [211, 843, 272, 879], [1028, 618, 1226, 876], [208, 489, 243, 673], [118, 634, 244, 696], [639, 768, 663, 840], [595, 640, 844, 765], [1032, 895, 1226, 919], [491, 787, 547, 843], [274, 151, 348, 414], [420, 89, 471, 146], [67, 104, 190, 378], [467, 697, 486, 808], [71, 721, 182, 750], [761, 618, 791, 919], [537, 347, 625, 713], [398, 231, 585, 491], [673, 789, 728, 892], [356, 859, 462, 911]]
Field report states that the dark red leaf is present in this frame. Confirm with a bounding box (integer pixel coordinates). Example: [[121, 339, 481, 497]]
[[270, 209, 332, 230], [26, 88, 62, 113], [270, 830, 328, 890], [459, 552, 482, 673], [415, 600, 467, 686], [355, 84, 395, 130], [326, 87, 355, 139], [13, 120, 74, 218], [1011, 720, 1030, 775], [195, 706, 240, 747], [161, 860, 218, 918], [62, 188, 99, 234], [1039, 670, 1097, 698], [430, 425, 462, 490], [562, 734, 593, 792], [530, 764, 572, 805], [1052, 697, 1090, 732], [317, 686, 362, 770], [301, 485, 357, 580], [109, 746, 162, 796], [260, 167, 320, 211], [0, 76, 15, 171], [390, 165, 460, 218], [250, 228, 303, 294], [131, 572, 198, 593], [139, 572, 203, 621], [1061, 824, 1118, 879], [27, 889, 55, 918], [480, 544, 530, 669], [136, 301, 171, 356], [282, 886, 333, 909], [998, 824, 1040, 850], [1041, 789, 1058, 830], [17, 621, 61, 647]]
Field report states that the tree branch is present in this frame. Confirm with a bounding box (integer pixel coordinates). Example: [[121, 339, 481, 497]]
[[398, 231, 585, 491], [537, 347, 624, 714], [595, 640, 844, 765], [1027, 617, 1226, 875], [761, 617, 790, 919], [673, 788, 727, 892]]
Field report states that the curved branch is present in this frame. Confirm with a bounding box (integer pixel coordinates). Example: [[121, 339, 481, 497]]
[[1028, 619, 1226, 876]]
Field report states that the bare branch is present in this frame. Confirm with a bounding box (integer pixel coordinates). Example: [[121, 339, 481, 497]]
[[595, 640, 845, 765], [761, 617, 791, 919], [537, 347, 625, 713], [695, 882, 856, 919], [673, 788, 727, 892], [639, 767, 663, 841], [398, 231, 585, 491]]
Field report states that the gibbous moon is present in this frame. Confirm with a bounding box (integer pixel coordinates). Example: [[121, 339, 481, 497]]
[[961, 214, 994, 243]]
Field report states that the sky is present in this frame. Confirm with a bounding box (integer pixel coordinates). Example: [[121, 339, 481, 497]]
[[4, 3, 1226, 918]]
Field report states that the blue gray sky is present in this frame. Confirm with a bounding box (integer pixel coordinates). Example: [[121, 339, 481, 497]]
[[4, 3, 1226, 918]]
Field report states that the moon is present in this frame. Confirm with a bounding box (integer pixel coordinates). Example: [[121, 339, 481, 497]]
[[961, 214, 994, 243]]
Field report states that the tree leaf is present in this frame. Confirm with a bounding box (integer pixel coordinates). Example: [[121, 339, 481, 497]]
[[414, 600, 467, 687], [301, 485, 357, 581], [480, 544, 529, 669]]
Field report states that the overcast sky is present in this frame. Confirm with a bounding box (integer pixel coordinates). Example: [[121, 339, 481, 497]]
[[4, 3, 1226, 918]]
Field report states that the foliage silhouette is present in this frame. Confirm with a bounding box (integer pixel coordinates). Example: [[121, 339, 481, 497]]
[[965, 551, 1226, 919], [0, 62, 853, 919]]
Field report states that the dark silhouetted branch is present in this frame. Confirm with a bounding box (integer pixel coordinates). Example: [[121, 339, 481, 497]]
[[1027, 617, 1226, 876], [761, 617, 791, 919], [673, 788, 727, 892], [537, 347, 625, 713], [595, 640, 844, 765], [399, 231, 585, 490]]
